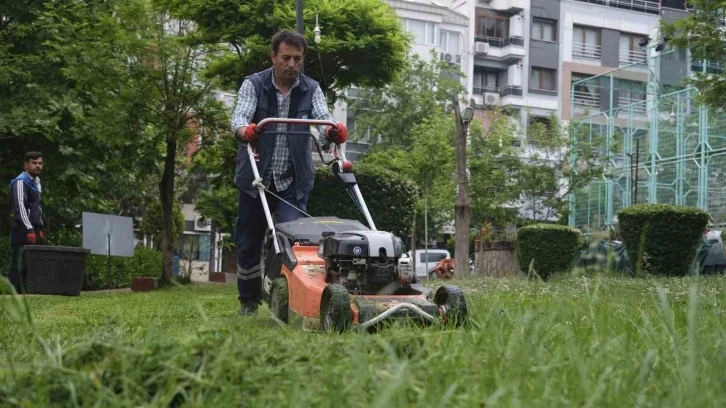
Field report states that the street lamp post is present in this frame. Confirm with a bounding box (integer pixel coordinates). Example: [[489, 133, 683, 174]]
[[296, 0, 304, 74]]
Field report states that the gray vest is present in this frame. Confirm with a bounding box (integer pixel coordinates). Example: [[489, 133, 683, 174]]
[[233, 68, 319, 198]]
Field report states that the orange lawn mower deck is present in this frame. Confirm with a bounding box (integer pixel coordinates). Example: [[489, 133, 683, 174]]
[[249, 118, 468, 333]]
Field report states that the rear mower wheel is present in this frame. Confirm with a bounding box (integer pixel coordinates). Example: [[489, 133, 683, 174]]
[[433, 285, 468, 327], [269, 278, 289, 324], [320, 284, 352, 333]]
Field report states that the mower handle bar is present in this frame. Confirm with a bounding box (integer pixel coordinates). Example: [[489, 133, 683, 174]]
[[254, 117, 348, 162]]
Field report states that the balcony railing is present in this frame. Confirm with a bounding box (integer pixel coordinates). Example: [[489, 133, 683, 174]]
[[474, 86, 523, 97], [573, 90, 600, 109], [617, 96, 647, 114], [572, 43, 602, 60], [474, 35, 525, 48], [570, 0, 660, 15], [691, 61, 724, 75], [619, 50, 647, 66]]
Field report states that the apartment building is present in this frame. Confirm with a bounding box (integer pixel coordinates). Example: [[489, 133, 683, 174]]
[[331, 0, 472, 160]]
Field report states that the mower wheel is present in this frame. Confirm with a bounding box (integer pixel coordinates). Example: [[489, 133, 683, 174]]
[[269, 278, 289, 324], [433, 285, 468, 327], [320, 284, 352, 333]]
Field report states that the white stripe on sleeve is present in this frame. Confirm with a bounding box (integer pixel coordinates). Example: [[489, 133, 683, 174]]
[[15, 180, 33, 230]]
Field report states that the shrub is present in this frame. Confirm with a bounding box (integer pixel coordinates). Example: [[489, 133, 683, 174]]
[[617, 204, 709, 276], [307, 165, 419, 238], [515, 224, 581, 279], [83, 248, 163, 291]]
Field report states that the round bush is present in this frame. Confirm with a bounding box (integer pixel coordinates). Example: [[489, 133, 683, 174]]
[[515, 224, 581, 279], [617, 204, 709, 276]]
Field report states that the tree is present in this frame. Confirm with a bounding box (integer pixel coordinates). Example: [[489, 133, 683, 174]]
[[514, 114, 603, 223], [350, 51, 464, 147], [468, 110, 524, 227], [44, 0, 228, 283], [360, 112, 457, 244], [0, 0, 161, 232], [660, 1, 725, 108], [163, 0, 409, 100]]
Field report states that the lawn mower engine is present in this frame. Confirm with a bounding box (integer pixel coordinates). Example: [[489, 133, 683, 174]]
[[318, 230, 413, 295]]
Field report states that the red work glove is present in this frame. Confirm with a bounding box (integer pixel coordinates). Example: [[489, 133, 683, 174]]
[[26, 230, 37, 245], [326, 123, 348, 144], [242, 123, 261, 145]]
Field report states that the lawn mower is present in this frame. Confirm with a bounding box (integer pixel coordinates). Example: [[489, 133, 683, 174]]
[[249, 118, 468, 333]]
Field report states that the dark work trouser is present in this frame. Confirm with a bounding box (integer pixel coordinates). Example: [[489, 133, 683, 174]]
[[6, 227, 42, 294], [234, 184, 308, 305]]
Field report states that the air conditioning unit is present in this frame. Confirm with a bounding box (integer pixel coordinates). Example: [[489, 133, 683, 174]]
[[194, 215, 212, 232], [440, 52, 462, 64], [474, 42, 489, 54], [484, 92, 500, 106]]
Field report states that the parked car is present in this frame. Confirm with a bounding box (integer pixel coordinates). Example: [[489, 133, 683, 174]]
[[407, 249, 451, 279]]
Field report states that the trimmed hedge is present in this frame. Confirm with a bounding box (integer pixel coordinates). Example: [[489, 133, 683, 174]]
[[83, 248, 163, 291], [307, 164, 419, 238], [515, 224, 581, 279], [617, 204, 709, 276]]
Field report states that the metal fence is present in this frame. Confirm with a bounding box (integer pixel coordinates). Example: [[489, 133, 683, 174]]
[[568, 49, 726, 234]]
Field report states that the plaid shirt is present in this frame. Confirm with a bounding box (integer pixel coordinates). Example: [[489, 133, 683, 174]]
[[231, 71, 333, 198]]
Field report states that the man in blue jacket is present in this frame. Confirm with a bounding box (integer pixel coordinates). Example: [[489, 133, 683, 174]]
[[231, 29, 347, 315], [7, 151, 46, 293]]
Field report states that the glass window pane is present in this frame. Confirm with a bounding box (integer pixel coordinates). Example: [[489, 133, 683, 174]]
[[543, 23, 553, 41], [532, 21, 542, 39], [198, 235, 211, 261]]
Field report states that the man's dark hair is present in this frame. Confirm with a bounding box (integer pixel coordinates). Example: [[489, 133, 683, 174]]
[[24, 151, 43, 162], [271, 29, 308, 55]]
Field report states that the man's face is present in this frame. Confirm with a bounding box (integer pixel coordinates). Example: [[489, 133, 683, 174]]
[[24, 158, 43, 177], [271, 42, 304, 81]]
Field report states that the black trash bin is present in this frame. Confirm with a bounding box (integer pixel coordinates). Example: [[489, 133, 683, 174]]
[[22, 245, 90, 296]]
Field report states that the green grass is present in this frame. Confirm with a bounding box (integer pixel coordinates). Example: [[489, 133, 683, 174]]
[[2, 276, 726, 407]]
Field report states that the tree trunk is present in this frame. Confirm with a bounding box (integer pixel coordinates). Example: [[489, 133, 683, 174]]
[[159, 137, 177, 284], [452, 96, 471, 277]]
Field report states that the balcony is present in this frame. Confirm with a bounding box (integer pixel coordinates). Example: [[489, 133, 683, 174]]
[[691, 61, 724, 75], [619, 49, 647, 67], [572, 90, 600, 111], [570, 0, 660, 15], [474, 36, 525, 62], [473, 86, 524, 107], [572, 42, 602, 61], [489, 0, 527, 13], [617, 96, 647, 115]]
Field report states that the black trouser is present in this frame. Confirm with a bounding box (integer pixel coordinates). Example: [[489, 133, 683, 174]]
[[234, 184, 308, 305], [6, 227, 44, 294]]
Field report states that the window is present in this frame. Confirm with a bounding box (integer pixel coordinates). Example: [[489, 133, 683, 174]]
[[573, 25, 601, 59], [572, 73, 600, 108], [619, 33, 647, 64], [474, 67, 499, 93], [419, 252, 448, 263], [181, 234, 211, 261], [530, 67, 556, 92], [403, 18, 436, 45], [532, 19, 556, 42], [476, 11, 509, 38], [439, 29, 460, 54]]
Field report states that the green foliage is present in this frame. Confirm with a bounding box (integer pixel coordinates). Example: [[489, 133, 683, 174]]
[[307, 165, 419, 238], [516, 114, 605, 222], [515, 223, 581, 279], [84, 248, 164, 291], [617, 204, 710, 277], [468, 110, 523, 225], [660, 0, 726, 108], [140, 200, 185, 242], [163, 0, 410, 99], [350, 51, 464, 147], [361, 111, 456, 240]]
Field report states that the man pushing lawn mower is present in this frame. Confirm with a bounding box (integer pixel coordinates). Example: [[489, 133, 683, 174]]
[[231, 29, 347, 315], [230, 30, 467, 331]]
